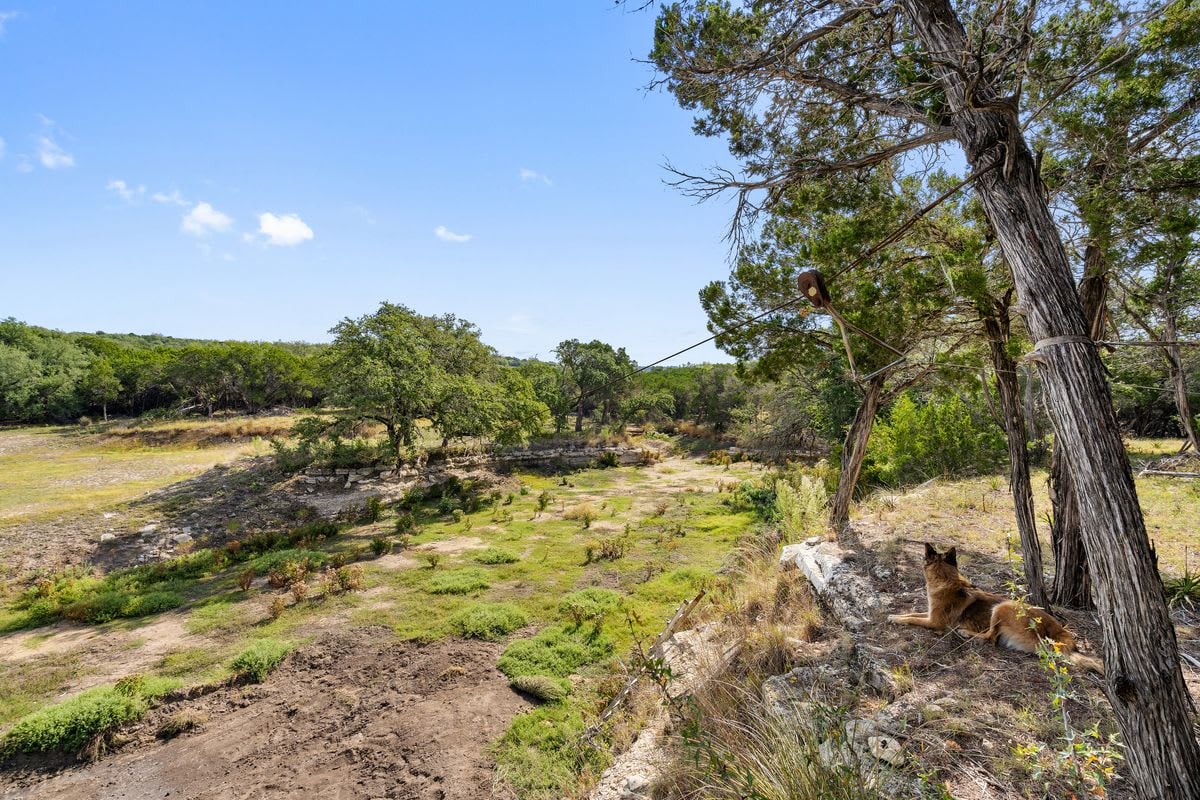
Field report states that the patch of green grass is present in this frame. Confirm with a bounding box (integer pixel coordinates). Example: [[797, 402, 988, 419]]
[[497, 624, 614, 694], [249, 548, 328, 576], [229, 638, 293, 683], [0, 686, 147, 756], [426, 568, 491, 595], [158, 647, 229, 681], [493, 703, 607, 799], [0, 655, 84, 726], [475, 547, 520, 565], [448, 602, 529, 640], [557, 588, 622, 627], [510, 674, 569, 702], [185, 595, 254, 635]]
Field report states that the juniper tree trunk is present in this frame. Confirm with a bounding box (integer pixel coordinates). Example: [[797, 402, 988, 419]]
[[983, 309, 1047, 607], [902, 2, 1200, 794], [1164, 312, 1200, 453], [829, 373, 885, 537], [1050, 243, 1105, 609], [575, 398, 584, 432]]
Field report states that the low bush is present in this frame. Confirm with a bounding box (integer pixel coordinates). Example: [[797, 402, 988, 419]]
[[448, 602, 529, 640], [370, 537, 393, 556], [250, 549, 328, 576], [475, 547, 520, 565], [394, 512, 417, 534], [1, 686, 147, 756], [564, 503, 598, 529], [497, 624, 613, 689], [557, 588, 622, 627], [230, 639, 293, 683], [426, 569, 490, 595]]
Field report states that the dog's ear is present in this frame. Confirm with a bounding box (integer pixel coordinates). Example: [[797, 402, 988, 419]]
[[924, 542, 937, 562], [944, 547, 957, 567]]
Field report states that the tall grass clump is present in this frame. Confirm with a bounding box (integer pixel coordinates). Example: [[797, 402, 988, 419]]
[[426, 568, 490, 595], [230, 639, 293, 683], [448, 602, 529, 640]]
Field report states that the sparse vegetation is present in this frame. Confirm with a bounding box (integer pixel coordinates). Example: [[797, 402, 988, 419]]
[[230, 639, 293, 683], [427, 568, 490, 595], [474, 547, 520, 565]]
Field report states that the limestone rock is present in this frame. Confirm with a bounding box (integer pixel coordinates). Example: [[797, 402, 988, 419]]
[[100, 533, 117, 543]]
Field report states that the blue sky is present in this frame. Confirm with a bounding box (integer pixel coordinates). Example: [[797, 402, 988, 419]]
[[0, 2, 738, 363]]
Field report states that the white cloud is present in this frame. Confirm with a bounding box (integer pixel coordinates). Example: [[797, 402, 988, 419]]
[[106, 179, 145, 202], [36, 135, 73, 169], [434, 225, 472, 243], [519, 167, 552, 185], [257, 212, 314, 246], [181, 201, 233, 236], [0, 11, 19, 37], [152, 189, 188, 206]]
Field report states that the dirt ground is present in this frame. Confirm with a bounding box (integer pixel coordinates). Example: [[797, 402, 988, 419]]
[[1, 627, 532, 800]]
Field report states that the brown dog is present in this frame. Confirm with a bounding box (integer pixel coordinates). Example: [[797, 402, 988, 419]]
[[888, 544, 1103, 674]]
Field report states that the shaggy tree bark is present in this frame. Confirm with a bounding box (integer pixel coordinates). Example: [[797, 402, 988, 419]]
[[902, 1, 1200, 794], [829, 374, 885, 536], [1049, 244, 1103, 609], [983, 302, 1047, 607]]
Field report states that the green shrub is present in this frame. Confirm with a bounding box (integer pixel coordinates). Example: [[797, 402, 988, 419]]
[[557, 588, 622, 627], [230, 639, 293, 683], [427, 569, 490, 595], [1, 687, 147, 755], [866, 391, 1006, 485], [370, 537, 393, 556], [510, 674, 568, 702], [448, 602, 529, 640], [497, 625, 613, 683], [250, 549, 328, 576], [475, 547, 519, 565], [394, 512, 417, 534], [595, 451, 620, 468]]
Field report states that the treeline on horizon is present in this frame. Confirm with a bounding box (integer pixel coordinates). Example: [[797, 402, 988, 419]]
[[0, 315, 749, 435]]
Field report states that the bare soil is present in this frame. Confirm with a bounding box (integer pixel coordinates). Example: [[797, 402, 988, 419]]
[[1, 627, 532, 800]]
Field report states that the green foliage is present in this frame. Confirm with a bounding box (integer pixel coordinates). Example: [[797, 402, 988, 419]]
[[1163, 569, 1200, 609], [369, 537, 393, 556], [557, 588, 622, 627], [866, 392, 1006, 485], [230, 639, 293, 683], [426, 568, 490, 595], [0, 686, 146, 756], [323, 302, 548, 455], [554, 339, 635, 431], [774, 471, 828, 541], [250, 549, 328, 576], [474, 547, 520, 565], [394, 512, 417, 534], [497, 625, 614, 689], [448, 602, 529, 640]]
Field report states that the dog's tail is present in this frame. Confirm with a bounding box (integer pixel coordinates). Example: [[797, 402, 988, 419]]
[[1065, 648, 1105, 676]]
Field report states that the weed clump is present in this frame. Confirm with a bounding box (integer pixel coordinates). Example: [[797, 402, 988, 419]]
[[230, 639, 293, 683], [448, 602, 529, 640], [427, 569, 490, 595], [370, 536, 394, 556], [558, 588, 622, 627], [496, 624, 614, 694], [564, 503, 598, 529], [1, 687, 146, 756], [475, 547, 520, 565]]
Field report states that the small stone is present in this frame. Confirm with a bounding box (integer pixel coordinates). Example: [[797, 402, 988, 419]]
[[100, 533, 117, 543], [868, 735, 905, 766], [921, 703, 947, 721], [172, 533, 193, 544], [138, 524, 158, 534], [619, 774, 650, 798]]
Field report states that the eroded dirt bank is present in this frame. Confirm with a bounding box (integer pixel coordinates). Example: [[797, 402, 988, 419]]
[[2, 628, 531, 800]]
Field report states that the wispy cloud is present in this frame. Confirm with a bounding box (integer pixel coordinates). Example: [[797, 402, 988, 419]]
[[257, 212, 314, 246], [36, 135, 73, 169], [519, 167, 552, 186], [0, 136, 5, 159], [0, 11, 19, 37], [106, 179, 145, 203], [152, 189, 188, 206], [181, 201, 233, 236], [434, 225, 472, 243]]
